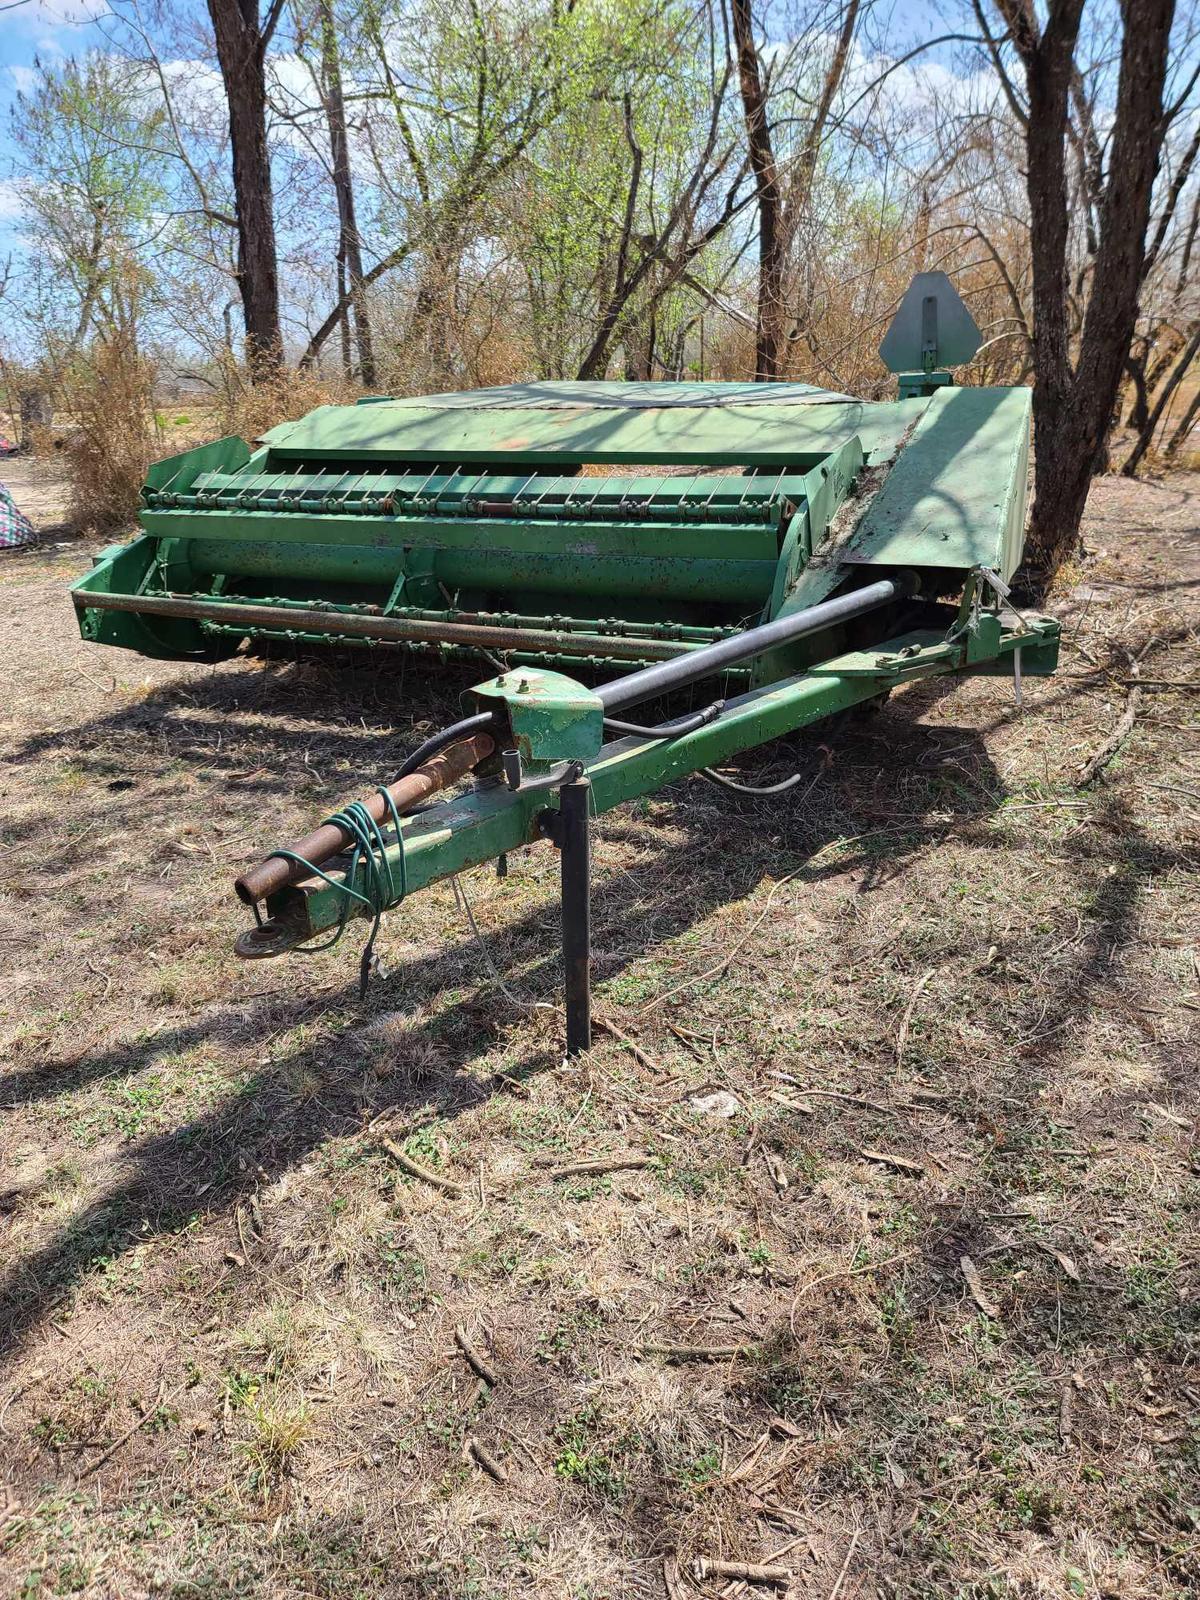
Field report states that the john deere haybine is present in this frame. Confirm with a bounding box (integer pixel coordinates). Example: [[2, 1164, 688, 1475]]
[[72, 274, 1060, 1048]]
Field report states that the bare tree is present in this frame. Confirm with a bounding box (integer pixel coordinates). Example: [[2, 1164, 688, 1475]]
[[986, 0, 1177, 579], [730, 0, 861, 381], [206, 0, 284, 375], [315, 0, 376, 383], [574, 78, 754, 381]]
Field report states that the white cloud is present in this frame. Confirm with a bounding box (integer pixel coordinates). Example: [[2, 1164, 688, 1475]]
[[6, 65, 39, 95], [3, 1, 110, 60], [0, 179, 27, 221]]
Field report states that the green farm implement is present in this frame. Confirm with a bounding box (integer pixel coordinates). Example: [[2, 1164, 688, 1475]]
[[72, 274, 1060, 1048]]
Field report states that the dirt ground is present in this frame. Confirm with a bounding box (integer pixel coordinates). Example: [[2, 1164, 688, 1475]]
[[0, 458, 1196, 1599]]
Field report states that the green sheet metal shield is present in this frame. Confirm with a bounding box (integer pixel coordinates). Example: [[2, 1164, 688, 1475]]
[[471, 668, 604, 763], [879, 271, 982, 373]]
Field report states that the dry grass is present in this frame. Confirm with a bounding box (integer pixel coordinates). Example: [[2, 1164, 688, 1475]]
[[60, 339, 162, 533], [215, 362, 360, 444], [0, 468, 1197, 1597]]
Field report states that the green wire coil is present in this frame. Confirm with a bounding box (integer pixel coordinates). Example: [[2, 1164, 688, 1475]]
[[266, 788, 408, 998]]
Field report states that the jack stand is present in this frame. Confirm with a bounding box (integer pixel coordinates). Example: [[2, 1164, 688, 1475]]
[[537, 764, 592, 1056]]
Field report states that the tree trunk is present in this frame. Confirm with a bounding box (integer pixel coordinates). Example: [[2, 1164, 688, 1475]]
[[207, 0, 283, 378], [730, 0, 783, 379], [1164, 384, 1200, 457], [1124, 347, 1150, 431], [623, 313, 656, 381], [1120, 319, 1200, 475], [1001, 0, 1176, 581], [336, 245, 352, 376], [319, 0, 376, 385]]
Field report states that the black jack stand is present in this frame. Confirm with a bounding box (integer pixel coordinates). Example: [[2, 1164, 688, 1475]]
[[537, 764, 592, 1056]]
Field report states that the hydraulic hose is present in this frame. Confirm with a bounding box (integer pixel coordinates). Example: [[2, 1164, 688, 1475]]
[[393, 710, 502, 780], [598, 574, 917, 713], [602, 700, 726, 740]]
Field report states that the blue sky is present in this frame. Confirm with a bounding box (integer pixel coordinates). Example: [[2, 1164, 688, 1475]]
[[0, 0, 117, 247], [0, 0, 957, 255]]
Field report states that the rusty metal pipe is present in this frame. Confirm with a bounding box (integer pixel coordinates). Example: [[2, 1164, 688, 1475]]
[[72, 589, 698, 664], [234, 732, 495, 905]]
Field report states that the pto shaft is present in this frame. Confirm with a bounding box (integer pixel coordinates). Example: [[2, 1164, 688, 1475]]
[[234, 732, 495, 905]]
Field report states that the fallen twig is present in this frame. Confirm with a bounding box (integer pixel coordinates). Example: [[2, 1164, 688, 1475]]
[[379, 1137, 463, 1196], [895, 968, 936, 1066], [640, 865, 807, 1015], [1077, 664, 1143, 785], [858, 1147, 925, 1177], [790, 1249, 915, 1333], [639, 1342, 757, 1362], [662, 1555, 687, 1600], [768, 1076, 891, 1115], [593, 1014, 664, 1074], [455, 1325, 499, 1387], [827, 1527, 861, 1600], [694, 1557, 791, 1586], [467, 1437, 508, 1483], [548, 1155, 653, 1180], [78, 1379, 168, 1478]]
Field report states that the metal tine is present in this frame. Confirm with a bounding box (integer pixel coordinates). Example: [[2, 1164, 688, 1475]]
[[407, 462, 445, 505], [679, 471, 708, 518], [252, 472, 288, 506], [583, 473, 610, 514], [700, 473, 724, 516], [511, 470, 539, 508], [561, 474, 598, 513], [159, 461, 191, 495], [531, 473, 559, 514], [458, 467, 486, 505], [734, 471, 761, 510], [432, 467, 464, 508], [758, 467, 789, 517], [335, 470, 366, 507]]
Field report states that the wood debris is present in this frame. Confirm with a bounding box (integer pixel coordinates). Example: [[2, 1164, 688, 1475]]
[[859, 1147, 925, 1177], [959, 1255, 1000, 1319], [454, 1325, 499, 1386], [378, 1137, 463, 1196], [1078, 659, 1144, 785], [694, 1556, 791, 1585], [548, 1154, 653, 1179], [640, 1342, 758, 1362], [467, 1437, 508, 1483]]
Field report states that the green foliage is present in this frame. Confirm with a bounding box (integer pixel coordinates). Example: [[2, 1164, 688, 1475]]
[[11, 52, 173, 357]]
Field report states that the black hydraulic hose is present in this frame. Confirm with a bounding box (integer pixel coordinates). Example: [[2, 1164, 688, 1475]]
[[390, 574, 914, 786], [393, 710, 501, 780], [597, 574, 918, 714], [603, 700, 726, 740]]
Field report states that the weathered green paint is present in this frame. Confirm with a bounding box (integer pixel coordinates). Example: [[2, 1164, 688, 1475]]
[[369, 380, 855, 408], [260, 396, 923, 466], [472, 668, 604, 764], [840, 387, 1032, 580], [155, 469, 812, 524], [269, 608, 1057, 946], [71, 375, 1036, 676]]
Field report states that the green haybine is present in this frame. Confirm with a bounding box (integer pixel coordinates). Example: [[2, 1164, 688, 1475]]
[[72, 274, 1059, 1047]]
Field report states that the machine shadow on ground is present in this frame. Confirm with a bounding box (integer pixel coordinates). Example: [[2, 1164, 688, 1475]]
[[0, 651, 1025, 1364]]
